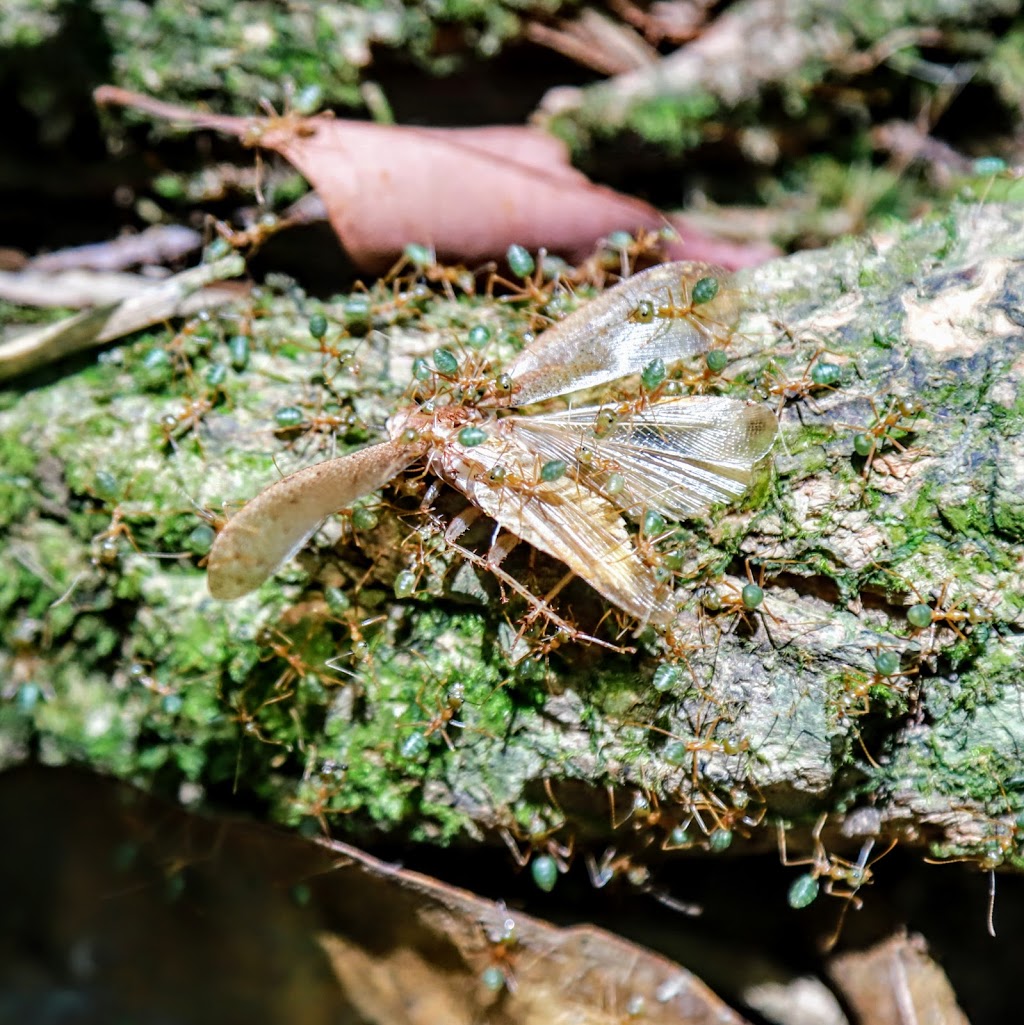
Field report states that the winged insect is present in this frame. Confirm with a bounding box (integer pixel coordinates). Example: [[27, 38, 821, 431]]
[[207, 261, 777, 627]]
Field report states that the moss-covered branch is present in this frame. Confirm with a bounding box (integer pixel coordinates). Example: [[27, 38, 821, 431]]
[[2, 206, 1022, 878]]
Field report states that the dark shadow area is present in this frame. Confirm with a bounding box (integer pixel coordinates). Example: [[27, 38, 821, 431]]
[[0, 765, 1017, 1025]]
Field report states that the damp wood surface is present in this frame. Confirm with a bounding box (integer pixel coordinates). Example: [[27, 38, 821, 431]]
[[1, 204, 1023, 882]]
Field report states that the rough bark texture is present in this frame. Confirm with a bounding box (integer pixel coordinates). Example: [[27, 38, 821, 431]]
[[1, 204, 1022, 874]]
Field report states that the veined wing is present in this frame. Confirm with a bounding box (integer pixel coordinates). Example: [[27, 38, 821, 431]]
[[208, 440, 417, 599], [438, 433, 678, 625], [505, 261, 738, 406], [506, 396, 777, 521]]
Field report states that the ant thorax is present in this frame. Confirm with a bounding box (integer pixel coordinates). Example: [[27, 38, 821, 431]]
[[386, 402, 490, 451]]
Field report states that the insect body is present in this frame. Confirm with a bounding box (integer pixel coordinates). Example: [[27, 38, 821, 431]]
[[207, 261, 777, 626]]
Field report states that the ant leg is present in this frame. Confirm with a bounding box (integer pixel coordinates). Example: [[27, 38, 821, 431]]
[[445, 504, 483, 544], [586, 849, 615, 888], [486, 529, 519, 570], [419, 479, 443, 513]]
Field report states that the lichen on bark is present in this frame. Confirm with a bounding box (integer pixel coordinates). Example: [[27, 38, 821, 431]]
[[1, 205, 1022, 873]]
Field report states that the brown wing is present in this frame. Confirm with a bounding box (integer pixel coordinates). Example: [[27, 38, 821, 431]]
[[207, 440, 416, 599], [437, 433, 677, 626]]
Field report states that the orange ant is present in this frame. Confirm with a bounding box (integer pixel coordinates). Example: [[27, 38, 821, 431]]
[[603, 781, 691, 851], [830, 668, 882, 721], [930, 791, 1024, 938], [609, 227, 675, 277], [926, 833, 1008, 939], [778, 812, 897, 949], [478, 903, 522, 995], [392, 649, 499, 755], [242, 91, 325, 148], [227, 683, 294, 746], [838, 395, 923, 478], [385, 244, 478, 301], [866, 641, 920, 690], [239, 87, 328, 202], [610, 717, 759, 842], [902, 577, 995, 646], [688, 782, 765, 843], [161, 314, 216, 375], [513, 616, 578, 663], [497, 780, 575, 890], [585, 846, 702, 916], [699, 560, 781, 638], [607, 782, 666, 833], [160, 395, 214, 445], [209, 211, 293, 256], [574, 228, 672, 286], [91, 506, 143, 566], [828, 648, 919, 759], [397, 679, 469, 754], [275, 401, 362, 459], [923, 761, 1023, 937], [437, 523, 635, 657], [321, 606, 387, 683], [666, 351, 732, 395], [624, 271, 735, 349], [224, 680, 295, 790], [290, 757, 354, 835], [257, 626, 349, 693], [761, 345, 845, 416], [486, 245, 566, 304], [123, 658, 176, 700]]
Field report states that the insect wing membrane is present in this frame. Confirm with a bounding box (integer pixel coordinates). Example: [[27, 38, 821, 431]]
[[441, 431, 677, 625], [505, 262, 738, 406], [207, 440, 416, 599], [510, 397, 777, 521]]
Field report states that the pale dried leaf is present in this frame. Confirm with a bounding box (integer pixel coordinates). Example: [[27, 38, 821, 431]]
[[0, 255, 246, 381], [828, 932, 971, 1025]]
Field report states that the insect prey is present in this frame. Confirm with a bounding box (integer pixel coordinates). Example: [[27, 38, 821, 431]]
[[207, 261, 778, 626]]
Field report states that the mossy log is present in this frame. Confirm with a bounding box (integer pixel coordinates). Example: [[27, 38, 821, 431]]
[[1, 204, 1022, 875]]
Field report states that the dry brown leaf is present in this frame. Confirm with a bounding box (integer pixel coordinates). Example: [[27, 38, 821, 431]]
[[311, 833, 755, 1025], [94, 86, 777, 273], [828, 932, 971, 1025], [0, 765, 753, 1025], [524, 9, 659, 75]]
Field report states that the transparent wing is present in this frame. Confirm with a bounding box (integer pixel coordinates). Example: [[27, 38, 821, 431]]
[[207, 440, 416, 599], [505, 261, 739, 406], [438, 435, 678, 625], [506, 396, 777, 521]]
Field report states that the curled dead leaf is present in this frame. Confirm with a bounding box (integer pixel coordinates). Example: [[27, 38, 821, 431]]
[[94, 86, 776, 273]]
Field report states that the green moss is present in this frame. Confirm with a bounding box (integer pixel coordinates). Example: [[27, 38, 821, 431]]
[[993, 501, 1024, 542], [0, 434, 36, 528], [0, 299, 75, 331], [937, 496, 991, 537], [0, 0, 63, 47], [619, 92, 721, 152], [986, 24, 1024, 108]]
